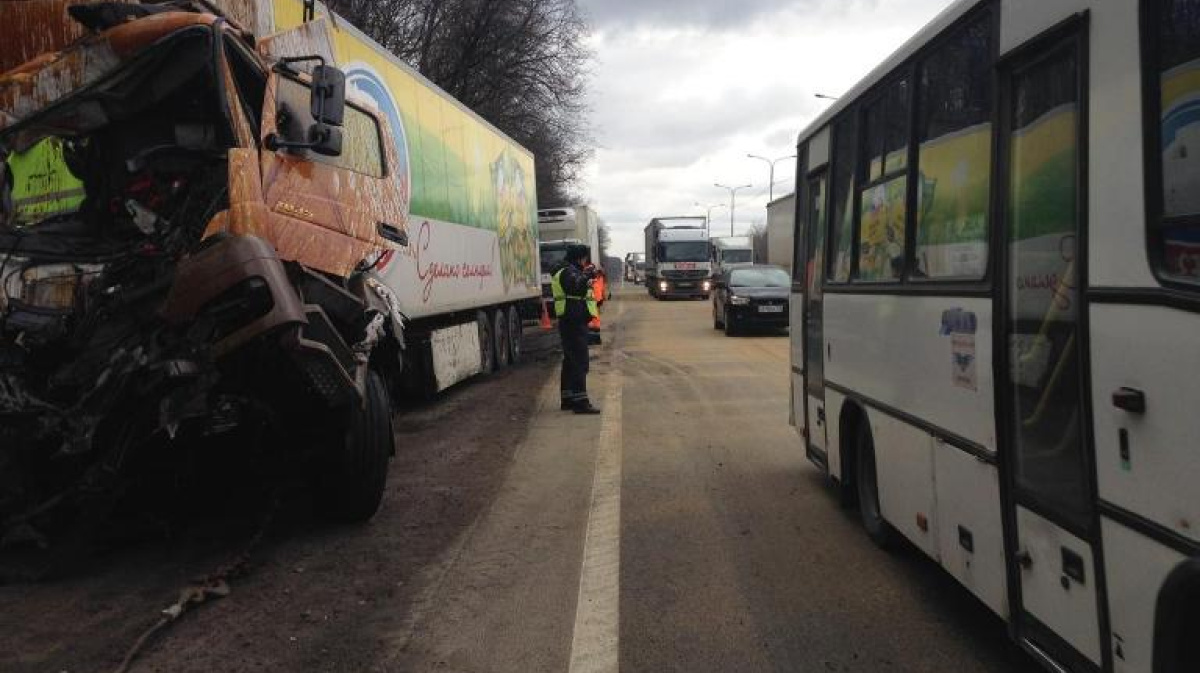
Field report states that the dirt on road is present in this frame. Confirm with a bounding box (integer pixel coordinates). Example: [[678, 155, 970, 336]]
[[0, 330, 561, 673]]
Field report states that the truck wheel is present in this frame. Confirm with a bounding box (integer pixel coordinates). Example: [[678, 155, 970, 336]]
[[477, 310, 495, 374], [507, 305, 523, 364], [493, 308, 510, 370], [855, 424, 895, 549], [321, 371, 393, 523]]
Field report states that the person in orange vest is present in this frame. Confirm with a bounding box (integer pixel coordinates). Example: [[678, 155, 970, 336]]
[[587, 263, 606, 332]]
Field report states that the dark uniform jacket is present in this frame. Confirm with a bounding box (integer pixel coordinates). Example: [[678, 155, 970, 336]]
[[557, 262, 592, 325]]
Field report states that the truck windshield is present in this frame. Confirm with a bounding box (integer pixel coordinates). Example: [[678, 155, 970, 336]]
[[659, 241, 708, 262], [541, 248, 569, 271], [723, 250, 753, 264], [730, 268, 790, 287]]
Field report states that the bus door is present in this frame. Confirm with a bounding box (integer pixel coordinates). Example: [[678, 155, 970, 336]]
[[804, 171, 828, 457], [998, 27, 1102, 670]]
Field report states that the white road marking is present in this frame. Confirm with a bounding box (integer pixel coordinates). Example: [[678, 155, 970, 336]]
[[567, 358, 623, 673]]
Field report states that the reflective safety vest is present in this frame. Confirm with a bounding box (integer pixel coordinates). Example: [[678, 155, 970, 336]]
[[5, 138, 85, 227], [551, 267, 599, 319]]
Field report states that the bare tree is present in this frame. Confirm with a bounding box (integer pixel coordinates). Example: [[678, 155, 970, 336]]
[[331, 0, 592, 205]]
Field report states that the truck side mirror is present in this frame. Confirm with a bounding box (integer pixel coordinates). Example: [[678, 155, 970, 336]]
[[310, 65, 346, 126], [308, 123, 343, 157]]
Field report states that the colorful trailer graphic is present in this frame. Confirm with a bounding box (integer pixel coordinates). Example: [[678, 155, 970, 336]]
[[268, 0, 540, 318]]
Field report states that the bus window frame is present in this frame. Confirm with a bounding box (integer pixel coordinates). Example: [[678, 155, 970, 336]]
[[1140, 0, 1200, 294], [853, 73, 912, 284], [813, 0, 999, 296]]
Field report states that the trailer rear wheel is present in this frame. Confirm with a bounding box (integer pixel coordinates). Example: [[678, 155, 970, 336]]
[[507, 305, 523, 364], [477, 310, 495, 374], [492, 308, 510, 370], [321, 371, 393, 523]]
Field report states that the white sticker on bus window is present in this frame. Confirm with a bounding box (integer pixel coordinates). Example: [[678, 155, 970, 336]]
[[951, 334, 977, 391]]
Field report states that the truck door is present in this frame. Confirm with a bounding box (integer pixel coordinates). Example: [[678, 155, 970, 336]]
[[997, 25, 1103, 671], [258, 71, 408, 277]]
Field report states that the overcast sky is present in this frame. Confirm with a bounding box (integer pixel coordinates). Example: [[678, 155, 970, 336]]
[[575, 0, 955, 258]]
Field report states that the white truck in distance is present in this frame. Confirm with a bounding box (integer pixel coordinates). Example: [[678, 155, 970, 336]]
[[710, 236, 755, 277], [538, 206, 602, 299], [644, 217, 712, 299]]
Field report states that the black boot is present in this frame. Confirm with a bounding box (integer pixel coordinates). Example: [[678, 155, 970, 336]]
[[572, 401, 601, 415]]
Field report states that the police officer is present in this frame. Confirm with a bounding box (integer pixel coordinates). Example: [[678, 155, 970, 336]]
[[551, 243, 601, 414]]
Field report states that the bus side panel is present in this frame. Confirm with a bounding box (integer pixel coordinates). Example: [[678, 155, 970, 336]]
[[823, 389, 845, 482], [1091, 305, 1200, 544], [823, 294, 996, 452], [1101, 518, 1187, 673], [934, 441, 1008, 619], [870, 411, 938, 558]]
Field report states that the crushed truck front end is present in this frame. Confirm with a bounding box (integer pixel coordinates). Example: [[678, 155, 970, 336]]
[[0, 2, 409, 574]]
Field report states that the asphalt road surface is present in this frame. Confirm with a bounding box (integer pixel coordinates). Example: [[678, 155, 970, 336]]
[[1, 286, 1036, 673]]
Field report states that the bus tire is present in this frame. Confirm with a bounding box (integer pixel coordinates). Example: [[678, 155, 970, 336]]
[[855, 423, 895, 549], [477, 310, 495, 375], [321, 371, 393, 523], [492, 307, 510, 370], [507, 305, 522, 365]]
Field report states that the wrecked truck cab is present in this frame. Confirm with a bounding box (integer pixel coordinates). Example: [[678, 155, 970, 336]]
[[0, 7, 408, 569]]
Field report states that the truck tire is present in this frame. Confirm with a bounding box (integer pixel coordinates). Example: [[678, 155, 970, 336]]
[[477, 310, 495, 374], [507, 305, 523, 364], [322, 371, 393, 523], [493, 308, 510, 370]]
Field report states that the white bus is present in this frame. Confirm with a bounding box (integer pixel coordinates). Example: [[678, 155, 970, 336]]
[[788, 2, 1200, 672]]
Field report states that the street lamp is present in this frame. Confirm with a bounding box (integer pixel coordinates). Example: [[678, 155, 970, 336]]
[[714, 183, 751, 237], [746, 153, 797, 203], [693, 201, 725, 237]]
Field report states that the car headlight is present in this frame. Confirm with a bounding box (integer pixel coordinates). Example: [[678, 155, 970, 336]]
[[729, 295, 750, 305]]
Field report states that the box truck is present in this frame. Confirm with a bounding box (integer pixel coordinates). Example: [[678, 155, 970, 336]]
[[0, 0, 540, 563], [537, 205, 600, 298], [644, 217, 712, 299], [710, 236, 755, 276]]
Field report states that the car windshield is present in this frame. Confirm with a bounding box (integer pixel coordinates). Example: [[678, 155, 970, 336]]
[[723, 250, 753, 264], [659, 241, 708, 262], [541, 248, 569, 271], [730, 268, 790, 287]]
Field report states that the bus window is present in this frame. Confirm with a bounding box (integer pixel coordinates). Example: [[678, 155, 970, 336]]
[[913, 13, 993, 280], [828, 112, 857, 282], [1151, 0, 1200, 285], [857, 78, 910, 281]]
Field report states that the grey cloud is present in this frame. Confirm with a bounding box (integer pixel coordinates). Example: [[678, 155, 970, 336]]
[[580, 0, 814, 30]]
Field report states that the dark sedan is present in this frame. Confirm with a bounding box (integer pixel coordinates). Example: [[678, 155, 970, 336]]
[[711, 265, 790, 336]]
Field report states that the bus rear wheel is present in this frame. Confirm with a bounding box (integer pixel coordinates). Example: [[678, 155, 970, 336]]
[[855, 424, 895, 549]]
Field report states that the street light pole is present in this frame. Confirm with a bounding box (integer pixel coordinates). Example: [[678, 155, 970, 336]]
[[746, 153, 797, 203], [693, 202, 725, 238], [714, 183, 751, 237]]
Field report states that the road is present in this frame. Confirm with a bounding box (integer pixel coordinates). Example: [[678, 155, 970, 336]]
[[0, 286, 1035, 673]]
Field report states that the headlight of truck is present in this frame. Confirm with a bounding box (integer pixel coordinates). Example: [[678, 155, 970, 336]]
[[702, 280, 712, 291], [730, 295, 750, 305], [659, 281, 669, 292]]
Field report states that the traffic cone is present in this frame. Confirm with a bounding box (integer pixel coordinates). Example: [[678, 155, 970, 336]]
[[540, 301, 553, 330]]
